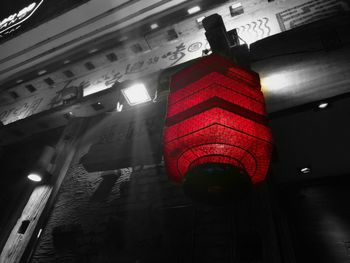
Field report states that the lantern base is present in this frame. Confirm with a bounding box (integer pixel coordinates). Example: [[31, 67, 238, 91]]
[[183, 163, 252, 203]]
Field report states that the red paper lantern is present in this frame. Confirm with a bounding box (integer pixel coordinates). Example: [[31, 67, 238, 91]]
[[163, 54, 273, 201]]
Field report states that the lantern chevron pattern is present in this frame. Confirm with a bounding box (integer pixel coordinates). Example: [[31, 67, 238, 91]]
[[163, 54, 273, 188]]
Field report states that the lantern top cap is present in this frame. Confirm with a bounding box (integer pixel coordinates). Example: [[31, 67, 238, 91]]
[[170, 54, 260, 93]]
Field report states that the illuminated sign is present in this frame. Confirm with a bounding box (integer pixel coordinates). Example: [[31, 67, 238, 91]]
[[0, 0, 44, 36]]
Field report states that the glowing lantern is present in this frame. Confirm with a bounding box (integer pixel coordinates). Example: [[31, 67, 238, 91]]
[[163, 54, 273, 202]]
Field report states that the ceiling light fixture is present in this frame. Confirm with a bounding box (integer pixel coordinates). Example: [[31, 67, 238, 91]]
[[88, 48, 99, 54], [38, 70, 47, 75], [121, 83, 151, 106], [27, 173, 42, 182], [300, 167, 311, 174], [150, 23, 159, 30], [63, 60, 71, 64], [318, 102, 328, 109], [187, 6, 201, 14]]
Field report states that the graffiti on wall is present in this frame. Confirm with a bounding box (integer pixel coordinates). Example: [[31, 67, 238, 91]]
[[76, 39, 208, 97], [0, 83, 69, 125], [0, 37, 207, 125], [276, 0, 349, 31], [236, 17, 272, 45]]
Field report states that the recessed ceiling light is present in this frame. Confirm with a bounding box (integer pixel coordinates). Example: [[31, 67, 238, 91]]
[[27, 173, 42, 182], [300, 167, 311, 174], [121, 83, 151, 106], [16, 79, 23, 84], [150, 23, 159, 30], [38, 70, 47, 75], [63, 60, 71, 64], [88, 48, 99, 54], [318, 102, 328, 109], [187, 6, 201, 14]]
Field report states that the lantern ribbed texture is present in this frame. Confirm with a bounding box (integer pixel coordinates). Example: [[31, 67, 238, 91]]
[[163, 54, 273, 185]]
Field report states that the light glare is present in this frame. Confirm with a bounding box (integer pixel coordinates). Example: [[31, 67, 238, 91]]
[[83, 84, 109, 96], [27, 173, 42, 182], [121, 83, 151, 106]]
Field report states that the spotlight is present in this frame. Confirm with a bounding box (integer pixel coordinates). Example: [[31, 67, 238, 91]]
[[318, 102, 328, 109], [27, 146, 55, 183], [187, 6, 201, 14], [27, 173, 42, 182], [121, 83, 151, 106]]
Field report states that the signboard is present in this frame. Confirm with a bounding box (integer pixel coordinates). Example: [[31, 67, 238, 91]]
[[0, 0, 44, 38], [0, 0, 89, 42], [79, 37, 210, 97], [80, 101, 167, 172]]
